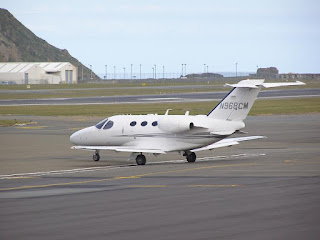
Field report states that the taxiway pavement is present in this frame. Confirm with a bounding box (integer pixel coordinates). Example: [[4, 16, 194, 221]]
[[0, 114, 319, 239]]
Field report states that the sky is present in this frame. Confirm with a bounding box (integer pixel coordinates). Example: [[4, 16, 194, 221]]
[[1, 0, 320, 76]]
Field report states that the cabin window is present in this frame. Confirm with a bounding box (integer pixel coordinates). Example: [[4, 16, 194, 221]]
[[152, 121, 158, 126], [95, 118, 108, 129], [141, 121, 147, 126], [130, 121, 137, 126], [103, 120, 114, 129]]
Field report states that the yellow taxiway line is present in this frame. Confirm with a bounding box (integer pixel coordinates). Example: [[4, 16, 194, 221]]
[[0, 163, 255, 191]]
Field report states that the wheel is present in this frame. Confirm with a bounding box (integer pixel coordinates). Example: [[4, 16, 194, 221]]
[[186, 152, 196, 163], [93, 153, 100, 161], [136, 154, 146, 165]]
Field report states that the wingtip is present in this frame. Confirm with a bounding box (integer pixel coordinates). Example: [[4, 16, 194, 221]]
[[296, 81, 306, 85]]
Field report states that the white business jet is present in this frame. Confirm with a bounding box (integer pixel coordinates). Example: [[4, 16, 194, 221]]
[[70, 79, 304, 165]]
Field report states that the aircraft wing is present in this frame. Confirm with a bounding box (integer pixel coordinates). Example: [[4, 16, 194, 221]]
[[71, 145, 166, 154], [191, 136, 266, 152], [210, 130, 235, 136]]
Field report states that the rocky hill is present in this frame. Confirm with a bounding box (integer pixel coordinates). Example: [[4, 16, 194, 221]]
[[0, 8, 99, 81]]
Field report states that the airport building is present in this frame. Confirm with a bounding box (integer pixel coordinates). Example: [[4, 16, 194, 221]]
[[0, 62, 78, 84]]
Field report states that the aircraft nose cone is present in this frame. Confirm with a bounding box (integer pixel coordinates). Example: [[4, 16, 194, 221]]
[[70, 126, 95, 145], [70, 131, 80, 145]]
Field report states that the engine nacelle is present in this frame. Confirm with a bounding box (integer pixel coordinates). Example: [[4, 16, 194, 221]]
[[158, 117, 194, 133]]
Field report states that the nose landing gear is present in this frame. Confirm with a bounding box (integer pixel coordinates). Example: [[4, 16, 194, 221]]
[[93, 150, 100, 161]]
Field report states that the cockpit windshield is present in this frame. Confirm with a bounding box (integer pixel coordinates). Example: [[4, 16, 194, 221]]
[[95, 118, 108, 129]]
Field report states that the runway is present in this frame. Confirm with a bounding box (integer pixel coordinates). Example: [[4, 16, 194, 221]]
[[0, 114, 319, 239], [0, 88, 319, 105]]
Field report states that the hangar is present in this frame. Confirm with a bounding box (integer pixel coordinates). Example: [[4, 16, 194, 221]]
[[0, 62, 78, 84]]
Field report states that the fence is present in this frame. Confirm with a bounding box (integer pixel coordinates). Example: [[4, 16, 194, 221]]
[[98, 72, 253, 80]]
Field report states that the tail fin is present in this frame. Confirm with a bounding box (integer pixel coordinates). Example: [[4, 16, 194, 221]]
[[207, 79, 305, 121], [207, 79, 264, 121]]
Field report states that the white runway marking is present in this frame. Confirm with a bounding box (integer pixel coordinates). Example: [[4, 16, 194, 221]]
[[0, 153, 265, 179], [0, 166, 133, 179], [139, 97, 183, 101]]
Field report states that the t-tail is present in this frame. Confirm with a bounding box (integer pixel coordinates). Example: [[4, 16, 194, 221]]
[[207, 79, 305, 121]]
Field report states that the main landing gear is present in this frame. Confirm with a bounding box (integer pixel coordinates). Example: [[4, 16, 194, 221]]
[[136, 154, 146, 165], [92, 151, 195, 165], [93, 150, 100, 161], [184, 151, 196, 163]]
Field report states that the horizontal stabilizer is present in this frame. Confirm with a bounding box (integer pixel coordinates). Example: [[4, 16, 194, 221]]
[[261, 81, 305, 88], [225, 80, 305, 89], [191, 136, 266, 152], [225, 83, 259, 88]]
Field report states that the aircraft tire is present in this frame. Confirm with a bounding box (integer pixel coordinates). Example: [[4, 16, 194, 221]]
[[136, 154, 146, 165], [187, 152, 196, 163], [93, 153, 100, 161]]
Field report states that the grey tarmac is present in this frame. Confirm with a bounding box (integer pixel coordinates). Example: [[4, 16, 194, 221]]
[[0, 88, 319, 106], [0, 114, 319, 240]]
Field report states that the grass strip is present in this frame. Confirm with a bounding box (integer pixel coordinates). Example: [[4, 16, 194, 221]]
[[0, 97, 319, 117], [0, 82, 224, 90], [0, 119, 35, 127], [0, 86, 224, 100]]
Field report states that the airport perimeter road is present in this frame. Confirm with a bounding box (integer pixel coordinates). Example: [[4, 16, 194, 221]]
[[0, 88, 319, 106], [0, 84, 221, 93], [0, 114, 320, 239]]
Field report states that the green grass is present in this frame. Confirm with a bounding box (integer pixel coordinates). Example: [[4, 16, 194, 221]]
[[0, 81, 223, 90], [0, 119, 34, 127], [0, 97, 319, 117], [250, 97, 320, 115], [0, 86, 224, 99]]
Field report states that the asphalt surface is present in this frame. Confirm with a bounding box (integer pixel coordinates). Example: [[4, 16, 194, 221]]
[[0, 114, 319, 239], [0, 84, 221, 93], [0, 88, 319, 105]]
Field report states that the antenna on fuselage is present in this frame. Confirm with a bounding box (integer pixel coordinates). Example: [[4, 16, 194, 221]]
[[165, 109, 172, 115]]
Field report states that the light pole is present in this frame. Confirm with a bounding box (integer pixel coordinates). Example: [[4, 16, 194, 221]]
[[236, 63, 238, 77], [181, 64, 184, 77], [154, 64, 156, 79], [123, 67, 126, 79], [89, 64, 92, 79], [106, 65, 108, 80], [114, 66, 116, 79], [140, 64, 142, 79], [81, 64, 83, 80], [207, 65, 208, 73], [204, 64, 206, 74], [152, 67, 154, 79], [163, 66, 165, 79], [131, 64, 133, 80]]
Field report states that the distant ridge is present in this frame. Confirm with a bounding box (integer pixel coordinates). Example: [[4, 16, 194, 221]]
[[0, 8, 99, 81]]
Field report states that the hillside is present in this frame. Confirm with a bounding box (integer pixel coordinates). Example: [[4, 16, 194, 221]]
[[0, 8, 99, 81]]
